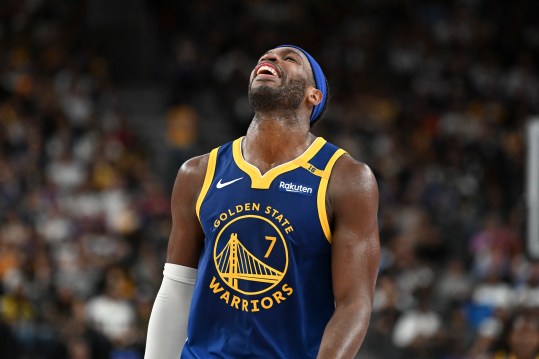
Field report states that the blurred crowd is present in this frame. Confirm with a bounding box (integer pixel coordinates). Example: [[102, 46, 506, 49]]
[[1, 0, 539, 358], [0, 1, 170, 358]]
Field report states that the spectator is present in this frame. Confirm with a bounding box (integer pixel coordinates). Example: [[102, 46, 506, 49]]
[[491, 309, 539, 359], [85, 266, 137, 349], [392, 287, 444, 358]]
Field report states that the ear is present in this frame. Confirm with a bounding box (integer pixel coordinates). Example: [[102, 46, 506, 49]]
[[306, 87, 323, 107]]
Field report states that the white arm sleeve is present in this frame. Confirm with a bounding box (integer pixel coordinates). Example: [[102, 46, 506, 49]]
[[144, 263, 197, 359]]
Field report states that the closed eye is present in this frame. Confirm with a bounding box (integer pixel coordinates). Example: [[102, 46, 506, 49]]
[[284, 56, 298, 63]]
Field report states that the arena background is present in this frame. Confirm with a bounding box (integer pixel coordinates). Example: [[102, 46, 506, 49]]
[[1, 0, 538, 358]]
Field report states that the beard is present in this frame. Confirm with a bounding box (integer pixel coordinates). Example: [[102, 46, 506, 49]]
[[248, 77, 307, 114]]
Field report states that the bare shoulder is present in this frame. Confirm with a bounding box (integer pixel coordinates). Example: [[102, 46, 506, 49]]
[[172, 153, 210, 196], [177, 153, 210, 183], [328, 154, 379, 204], [170, 153, 211, 215]]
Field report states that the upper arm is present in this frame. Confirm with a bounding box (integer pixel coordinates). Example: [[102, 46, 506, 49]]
[[166, 154, 209, 268], [328, 155, 380, 308]]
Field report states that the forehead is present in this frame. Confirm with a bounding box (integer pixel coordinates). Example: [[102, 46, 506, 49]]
[[264, 46, 314, 76], [264, 47, 312, 70]]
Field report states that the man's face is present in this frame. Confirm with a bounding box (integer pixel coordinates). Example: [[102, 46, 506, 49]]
[[248, 47, 313, 114]]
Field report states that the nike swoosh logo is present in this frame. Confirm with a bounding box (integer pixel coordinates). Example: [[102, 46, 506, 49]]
[[216, 177, 243, 189]]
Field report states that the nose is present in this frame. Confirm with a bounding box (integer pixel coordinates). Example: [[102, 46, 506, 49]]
[[260, 52, 278, 63]]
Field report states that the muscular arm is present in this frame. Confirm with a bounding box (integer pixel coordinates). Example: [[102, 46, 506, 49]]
[[144, 155, 208, 359], [317, 156, 381, 359], [166, 154, 208, 266]]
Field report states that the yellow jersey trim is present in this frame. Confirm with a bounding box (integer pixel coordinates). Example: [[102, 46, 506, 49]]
[[317, 149, 347, 243], [299, 162, 325, 177], [232, 137, 327, 189], [196, 147, 219, 221]]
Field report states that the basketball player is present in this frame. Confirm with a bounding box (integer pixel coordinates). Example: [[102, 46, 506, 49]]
[[144, 45, 380, 359]]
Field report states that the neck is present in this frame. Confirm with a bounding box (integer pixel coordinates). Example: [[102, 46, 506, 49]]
[[243, 114, 315, 175]]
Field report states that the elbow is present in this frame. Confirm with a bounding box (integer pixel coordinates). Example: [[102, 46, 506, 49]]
[[336, 294, 374, 324]]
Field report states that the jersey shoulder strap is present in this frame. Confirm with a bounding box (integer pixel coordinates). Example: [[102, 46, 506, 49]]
[[195, 147, 220, 221]]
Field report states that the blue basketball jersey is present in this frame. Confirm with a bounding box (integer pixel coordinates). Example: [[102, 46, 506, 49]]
[[181, 137, 347, 359]]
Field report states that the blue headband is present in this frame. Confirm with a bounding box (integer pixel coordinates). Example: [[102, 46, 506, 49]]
[[277, 44, 327, 123]]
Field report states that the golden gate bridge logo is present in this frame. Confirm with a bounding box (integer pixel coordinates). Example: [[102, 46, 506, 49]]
[[216, 233, 283, 291], [213, 215, 288, 295]]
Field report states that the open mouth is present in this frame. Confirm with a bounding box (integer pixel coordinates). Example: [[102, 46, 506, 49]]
[[254, 63, 281, 78]]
